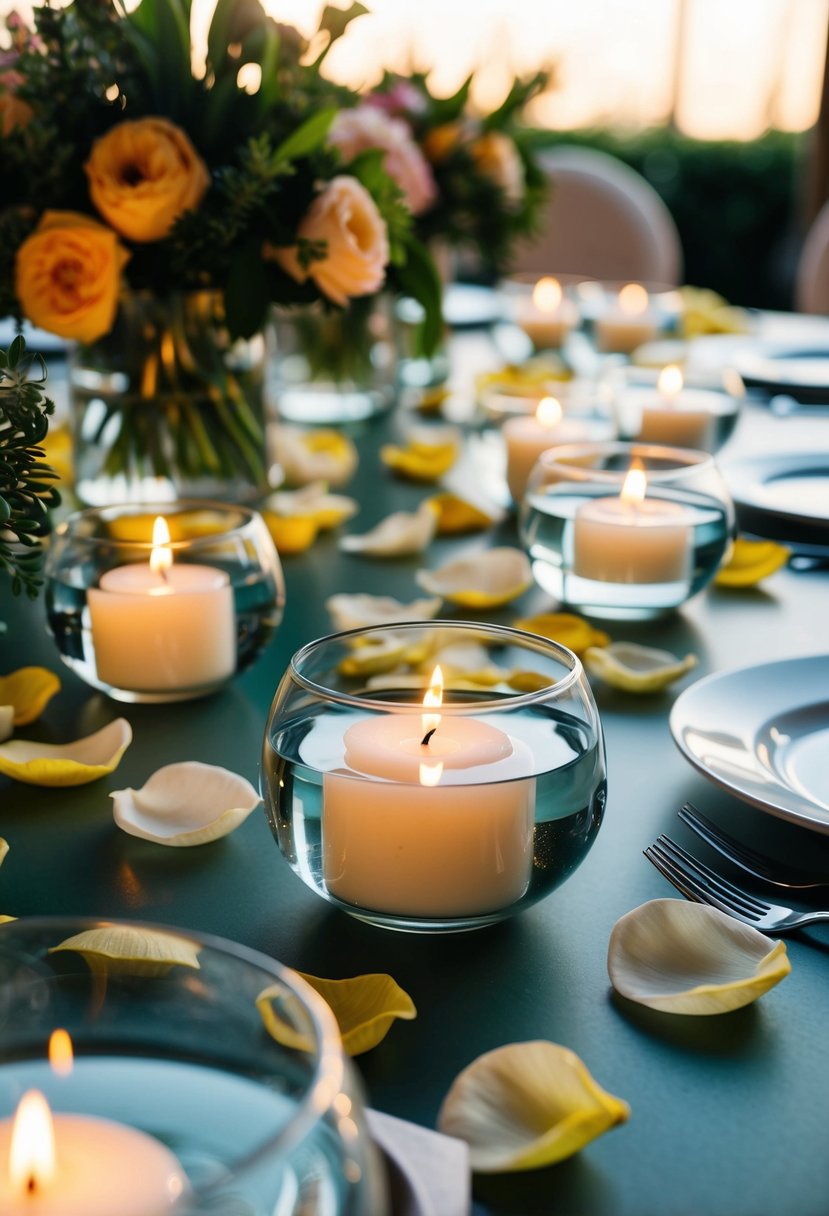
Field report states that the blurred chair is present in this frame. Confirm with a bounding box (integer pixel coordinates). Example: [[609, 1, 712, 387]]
[[511, 146, 683, 284], [795, 201, 829, 313]]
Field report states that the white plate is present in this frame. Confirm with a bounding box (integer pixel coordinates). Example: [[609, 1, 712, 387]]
[[723, 452, 829, 546], [670, 655, 829, 833]]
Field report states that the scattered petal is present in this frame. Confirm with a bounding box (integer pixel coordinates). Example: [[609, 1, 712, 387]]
[[432, 642, 509, 686], [258, 973, 416, 1058], [0, 719, 132, 787], [476, 356, 571, 404], [326, 593, 443, 632], [0, 838, 7, 867], [0, 708, 12, 743], [270, 425, 358, 488], [506, 670, 555, 693], [438, 1041, 629, 1173], [337, 633, 411, 678], [49, 925, 201, 977], [714, 537, 790, 588], [416, 548, 532, 609], [263, 481, 358, 530], [608, 898, 790, 1015], [111, 761, 261, 847], [679, 286, 751, 338], [428, 492, 504, 535], [263, 511, 319, 555], [381, 430, 460, 482], [512, 613, 610, 656], [584, 643, 698, 693], [0, 917, 15, 924], [0, 667, 61, 726], [340, 501, 439, 557]]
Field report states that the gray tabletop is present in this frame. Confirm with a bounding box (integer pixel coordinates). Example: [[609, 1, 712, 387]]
[[2, 333, 829, 1216]]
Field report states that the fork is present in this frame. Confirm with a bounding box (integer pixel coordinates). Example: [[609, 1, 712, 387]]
[[644, 834, 829, 933], [678, 802, 829, 892]]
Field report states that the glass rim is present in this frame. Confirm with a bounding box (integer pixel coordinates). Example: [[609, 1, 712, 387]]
[[52, 499, 263, 552], [535, 440, 716, 483], [289, 619, 584, 710], [0, 915, 346, 1192]]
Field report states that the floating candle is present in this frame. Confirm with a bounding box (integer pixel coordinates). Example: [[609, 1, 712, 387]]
[[322, 667, 535, 917], [594, 283, 660, 355], [573, 460, 691, 584], [503, 397, 603, 504], [633, 365, 720, 450], [87, 516, 236, 693], [514, 277, 578, 350]]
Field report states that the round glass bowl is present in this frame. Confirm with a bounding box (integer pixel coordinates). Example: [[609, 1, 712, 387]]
[[44, 501, 285, 703], [0, 917, 387, 1216], [520, 441, 735, 619], [604, 363, 743, 452], [501, 273, 583, 353], [576, 280, 683, 355], [262, 621, 607, 933]]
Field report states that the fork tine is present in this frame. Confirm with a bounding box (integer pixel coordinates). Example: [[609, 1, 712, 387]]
[[644, 845, 711, 906], [678, 803, 775, 881], [654, 836, 769, 918]]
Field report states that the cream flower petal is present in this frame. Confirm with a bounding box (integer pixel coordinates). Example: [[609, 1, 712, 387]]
[[326, 593, 443, 632], [608, 898, 791, 1015], [337, 633, 411, 677], [416, 548, 532, 609], [0, 667, 61, 726], [438, 1041, 629, 1173], [257, 973, 416, 1058], [431, 642, 509, 687], [428, 491, 505, 535], [263, 481, 358, 529], [381, 428, 461, 482], [584, 643, 698, 693], [0, 707, 12, 744], [111, 761, 261, 847], [269, 425, 358, 488], [0, 838, 8, 866], [49, 925, 201, 977], [340, 501, 438, 556], [513, 612, 610, 656], [0, 719, 132, 786]]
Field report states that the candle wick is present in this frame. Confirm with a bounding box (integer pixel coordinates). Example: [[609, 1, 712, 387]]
[[421, 727, 437, 747], [158, 564, 169, 584], [27, 1175, 36, 1194]]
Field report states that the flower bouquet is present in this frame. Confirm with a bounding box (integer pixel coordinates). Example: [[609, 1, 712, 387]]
[[0, 0, 440, 501]]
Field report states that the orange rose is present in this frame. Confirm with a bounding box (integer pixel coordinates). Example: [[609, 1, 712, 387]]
[[422, 122, 464, 164], [270, 176, 389, 307], [85, 118, 209, 242], [472, 131, 525, 206], [15, 211, 129, 343], [0, 71, 32, 136]]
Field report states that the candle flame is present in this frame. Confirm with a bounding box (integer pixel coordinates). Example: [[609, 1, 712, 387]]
[[48, 1029, 73, 1078], [657, 364, 683, 399], [419, 761, 444, 787], [532, 276, 562, 312], [421, 665, 443, 741], [149, 515, 173, 576], [535, 396, 563, 429], [618, 283, 648, 315], [621, 458, 647, 506], [9, 1090, 56, 1195]]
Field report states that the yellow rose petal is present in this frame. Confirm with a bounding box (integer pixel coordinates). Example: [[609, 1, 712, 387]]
[[416, 548, 532, 609], [271, 426, 358, 488], [381, 440, 459, 482], [428, 492, 503, 535], [0, 838, 8, 867], [584, 642, 698, 693], [40, 423, 73, 485], [513, 613, 610, 656], [258, 972, 416, 1057], [49, 925, 201, 977], [0, 667, 61, 727], [0, 719, 132, 786], [438, 1041, 629, 1173], [507, 670, 554, 693], [337, 634, 409, 677], [714, 537, 790, 588], [262, 511, 319, 555]]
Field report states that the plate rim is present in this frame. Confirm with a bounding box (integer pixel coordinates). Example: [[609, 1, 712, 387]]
[[669, 654, 829, 834], [723, 451, 829, 537]]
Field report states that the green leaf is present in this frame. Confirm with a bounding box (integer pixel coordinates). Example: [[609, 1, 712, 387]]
[[430, 74, 473, 124], [126, 0, 193, 116], [206, 0, 238, 77], [224, 240, 270, 339], [274, 108, 338, 164], [394, 236, 443, 357], [312, 3, 368, 65]]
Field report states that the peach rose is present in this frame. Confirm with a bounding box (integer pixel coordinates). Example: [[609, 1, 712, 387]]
[[422, 121, 465, 165], [15, 210, 129, 343], [85, 117, 210, 242], [271, 176, 389, 307], [472, 131, 525, 207], [329, 107, 436, 216]]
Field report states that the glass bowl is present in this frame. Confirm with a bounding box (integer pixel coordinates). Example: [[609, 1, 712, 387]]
[[0, 917, 387, 1215], [262, 621, 607, 933], [44, 501, 285, 703], [603, 363, 743, 452], [575, 280, 683, 355], [500, 273, 584, 353], [520, 441, 735, 619]]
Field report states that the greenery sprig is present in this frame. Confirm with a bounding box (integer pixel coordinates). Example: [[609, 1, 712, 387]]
[[0, 338, 60, 599]]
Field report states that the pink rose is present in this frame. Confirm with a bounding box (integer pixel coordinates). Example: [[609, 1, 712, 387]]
[[271, 176, 389, 307], [472, 132, 525, 208], [329, 106, 436, 216], [366, 80, 427, 118]]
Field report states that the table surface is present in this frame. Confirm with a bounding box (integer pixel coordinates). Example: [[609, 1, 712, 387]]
[[3, 320, 829, 1216]]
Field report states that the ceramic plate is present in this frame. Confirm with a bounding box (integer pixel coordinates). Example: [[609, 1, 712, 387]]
[[443, 284, 502, 329], [729, 343, 829, 403], [723, 452, 829, 545], [670, 655, 829, 833]]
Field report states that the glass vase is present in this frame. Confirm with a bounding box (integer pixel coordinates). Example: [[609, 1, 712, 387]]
[[270, 296, 397, 424], [70, 291, 269, 506]]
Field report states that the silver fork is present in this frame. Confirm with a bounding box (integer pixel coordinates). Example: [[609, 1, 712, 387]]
[[678, 802, 829, 892], [644, 835, 829, 933]]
